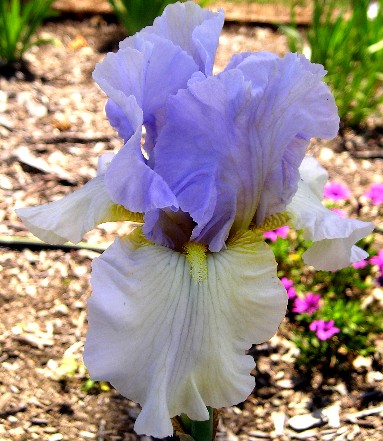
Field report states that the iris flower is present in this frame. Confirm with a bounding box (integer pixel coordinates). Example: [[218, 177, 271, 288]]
[[16, 2, 374, 437]]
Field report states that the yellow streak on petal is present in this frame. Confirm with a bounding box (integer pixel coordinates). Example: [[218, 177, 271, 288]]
[[252, 211, 292, 233], [184, 242, 208, 284], [227, 229, 263, 250], [124, 226, 151, 249], [99, 203, 144, 224]]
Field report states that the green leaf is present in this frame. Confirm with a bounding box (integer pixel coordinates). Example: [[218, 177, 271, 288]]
[[0, 0, 57, 63]]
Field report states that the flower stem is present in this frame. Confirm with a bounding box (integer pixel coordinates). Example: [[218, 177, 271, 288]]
[[179, 407, 214, 441]]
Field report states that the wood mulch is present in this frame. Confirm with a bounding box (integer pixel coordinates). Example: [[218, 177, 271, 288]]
[[52, 0, 313, 25], [0, 3, 383, 441]]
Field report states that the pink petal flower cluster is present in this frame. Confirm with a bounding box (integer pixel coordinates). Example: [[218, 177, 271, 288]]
[[309, 319, 340, 341], [370, 250, 383, 286], [365, 183, 383, 205], [323, 182, 351, 202], [263, 226, 290, 242], [293, 292, 321, 314], [281, 277, 297, 299], [370, 250, 383, 270], [352, 259, 367, 269]]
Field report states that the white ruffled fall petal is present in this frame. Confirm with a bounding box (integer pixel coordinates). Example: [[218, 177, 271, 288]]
[[297, 155, 329, 199], [15, 175, 114, 244], [84, 230, 287, 438], [287, 159, 374, 271]]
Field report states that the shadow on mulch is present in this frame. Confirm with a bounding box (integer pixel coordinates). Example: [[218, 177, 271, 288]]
[[0, 60, 38, 82], [96, 26, 128, 53], [46, 12, 128, 53]]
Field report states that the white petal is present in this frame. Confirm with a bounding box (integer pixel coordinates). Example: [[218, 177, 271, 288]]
[[97, 152, 115, 176], [287, 174, 374, 271], [298, 155, 329, 199], [84, 230, 287, 437], [16, 175, 115, 244]]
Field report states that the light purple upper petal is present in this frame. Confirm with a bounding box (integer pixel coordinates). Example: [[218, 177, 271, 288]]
[[150, 69, 261, 251], [104, 95, 178, 214], [232, 52, 340, 224], [144, 53, 339, 251], [121, 1, 224, 75], [93, 37, 198, 149]]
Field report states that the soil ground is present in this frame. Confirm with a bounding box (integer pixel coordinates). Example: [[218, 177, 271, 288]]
[[1, 7, 383, 441]]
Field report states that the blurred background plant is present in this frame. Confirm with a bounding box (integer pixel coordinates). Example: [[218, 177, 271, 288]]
[[282, 0, 383, 128], [108, 0, 211, 35], [265, 179, 383, 377], [0, 0, 57, 64]]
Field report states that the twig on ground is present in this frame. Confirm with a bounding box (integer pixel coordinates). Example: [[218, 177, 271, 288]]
[[346, 405, 383, 423], [25, 134, 113, 144], [0, 234, 107, 253], [350, 151, 383, 159]]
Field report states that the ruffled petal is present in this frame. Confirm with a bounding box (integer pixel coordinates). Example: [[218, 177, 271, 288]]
[[287, 158, 374, 271], [121, 1, 224, 75], [101, 95, 179, 214], [231, 52, 339, 224], [150, 69, 261, 251], [84, 230, 287, 437], [146, 53, 339, 251], [93, 37, 198, 147], [15, 176, 117, 244], [297, 155, 329, 199]]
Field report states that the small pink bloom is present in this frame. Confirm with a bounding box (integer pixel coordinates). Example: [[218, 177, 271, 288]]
[[309, 319, 340, 341], [331, 208, 347, 218], [263, 226, 290, 242], [281, 277, 297, 299], [365, 183, 383, 205], [352, 259, 367, 269], [293, 292, 321, 314], [281, 277, 293, 290], [324, 182, 351, 202], [370, 250, 383, 270], [287, 286, 297, 300]]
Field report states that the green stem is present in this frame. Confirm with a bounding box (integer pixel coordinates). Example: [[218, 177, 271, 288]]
[[179, 407, 214, 441]]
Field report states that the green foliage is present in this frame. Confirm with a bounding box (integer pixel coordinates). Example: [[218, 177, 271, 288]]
[[81, 379, 111, 394], [108, 0, 211, 36], [0, 0, 57, 64], [284, 0, 383, 127], [266, 191, 382, 376], [222, 0, 308, 5], [292, 297, 383, 372]]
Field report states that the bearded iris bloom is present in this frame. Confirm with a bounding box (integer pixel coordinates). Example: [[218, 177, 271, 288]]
[[16, 1, 374, 438]]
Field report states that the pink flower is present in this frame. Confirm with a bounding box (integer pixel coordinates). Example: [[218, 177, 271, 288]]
[[323, 182, 351, 202], [365, 183, 383, 205], [352, 259, 367, 269], [281, 277, 297, 299], [309, 319, 340, 341], [293, 292, 321, 314], [263, 225, 290, 242], [331, 208, 347, 218], [370, 250, 383, 270]]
